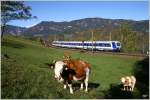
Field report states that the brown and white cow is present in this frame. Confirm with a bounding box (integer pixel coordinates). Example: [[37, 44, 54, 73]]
[[54, 59, 91, 94], [121, 76, 136, 91]]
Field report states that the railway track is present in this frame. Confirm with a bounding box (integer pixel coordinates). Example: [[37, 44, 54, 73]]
[[48, 45, 148, 57], [91, 51, 148, 57]]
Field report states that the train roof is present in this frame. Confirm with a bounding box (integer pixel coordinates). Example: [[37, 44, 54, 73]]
[[53, 41, 121, 43]]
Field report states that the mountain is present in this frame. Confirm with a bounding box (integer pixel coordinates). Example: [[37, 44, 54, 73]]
[[5, 18, 149, 37], [4, 25, 26, 36]]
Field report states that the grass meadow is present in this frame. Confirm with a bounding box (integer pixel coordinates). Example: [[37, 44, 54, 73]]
[[1, 36, 147, 99]]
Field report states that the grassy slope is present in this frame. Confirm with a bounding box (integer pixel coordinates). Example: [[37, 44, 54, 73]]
[[1, 36, 143, 99]]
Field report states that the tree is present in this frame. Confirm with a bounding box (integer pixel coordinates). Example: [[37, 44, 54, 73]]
[[1, 1, 36, 37], [120, 22, 138, 52]]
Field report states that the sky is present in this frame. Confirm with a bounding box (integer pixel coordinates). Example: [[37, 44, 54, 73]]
[[8, 1, 149, 28]]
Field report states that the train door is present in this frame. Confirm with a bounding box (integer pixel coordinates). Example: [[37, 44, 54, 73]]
[[112, 42, 116, 49]]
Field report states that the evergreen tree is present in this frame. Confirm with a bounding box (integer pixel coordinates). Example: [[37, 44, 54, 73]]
[[1, 1, 36, 37]]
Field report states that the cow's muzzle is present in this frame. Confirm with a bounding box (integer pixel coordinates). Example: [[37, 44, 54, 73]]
[[54, 76, 61, 81]]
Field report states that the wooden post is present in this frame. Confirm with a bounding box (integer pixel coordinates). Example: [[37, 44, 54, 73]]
[[142, 35, 145, 54], [82, 40, 84, 52], [92, 31, 94, 53], [109, 32, 111, 41], [54, 34, 57, 41]]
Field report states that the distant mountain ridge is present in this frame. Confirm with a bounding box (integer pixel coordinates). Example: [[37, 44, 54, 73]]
[[5, 17, 149, 37], [4, 25, 26, 36]]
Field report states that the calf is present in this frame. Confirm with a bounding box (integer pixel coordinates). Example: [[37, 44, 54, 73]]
[[54, 60, 91, 94], [121, 76, 136, 91]]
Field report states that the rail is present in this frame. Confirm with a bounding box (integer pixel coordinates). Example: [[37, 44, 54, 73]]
[[48, 45, 148, 57]]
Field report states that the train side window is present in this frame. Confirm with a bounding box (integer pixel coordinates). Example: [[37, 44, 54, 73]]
[[106, 43, 111, 47], [95, 43, 99, 46], [99, 43, 103, 47], [89, 43, 92, 46]]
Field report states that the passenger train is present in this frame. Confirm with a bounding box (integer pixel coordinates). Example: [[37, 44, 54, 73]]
[[52, 41, 121, 52]]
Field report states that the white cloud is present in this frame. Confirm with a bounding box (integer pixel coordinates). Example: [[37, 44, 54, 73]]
[[25, 23, 39, 28]]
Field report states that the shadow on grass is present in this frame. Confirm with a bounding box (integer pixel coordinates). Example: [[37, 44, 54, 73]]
[[102, 57, 149, 99], [103, 84, 134, 99], [133, 57, 149, 99], [2, 41, 25, 49]]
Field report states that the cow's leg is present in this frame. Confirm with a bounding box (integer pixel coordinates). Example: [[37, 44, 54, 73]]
[[84, 68, 90, 92], [68, 84, 73, 94], [84, 77, 88, 92], [64, 84, 67, 89], [129, 86, 131, 91], [123, 86, 125, 91], [63, 81, 67, 89], [80, 82, 84, 90], [131, 82, 135, 91]]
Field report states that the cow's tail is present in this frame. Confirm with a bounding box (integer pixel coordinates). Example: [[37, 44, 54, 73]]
[[89, 67, 91, 75], [86, 62, 91, 75], [85, 67, 91, 77]]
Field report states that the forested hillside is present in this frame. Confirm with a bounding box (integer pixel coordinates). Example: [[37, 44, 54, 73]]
[[4, 18, 149, 53]]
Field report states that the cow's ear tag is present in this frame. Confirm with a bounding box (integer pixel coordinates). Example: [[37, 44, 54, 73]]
[[51, 66, 54, 69], [65, 67, 68, 70]]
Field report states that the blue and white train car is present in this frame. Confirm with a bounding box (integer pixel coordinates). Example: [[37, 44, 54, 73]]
[[52, 41, 121, 51]]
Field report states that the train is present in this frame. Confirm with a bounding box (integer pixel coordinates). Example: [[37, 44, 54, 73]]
[[52, 41, 121, 52]]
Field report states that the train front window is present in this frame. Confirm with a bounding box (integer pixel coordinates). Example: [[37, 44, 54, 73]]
[[117, 43, 120, 46]]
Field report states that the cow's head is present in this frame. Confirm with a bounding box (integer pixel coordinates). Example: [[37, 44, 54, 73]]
[[63, 54, 71, 60], [50, 60, 56, 69], [45, 60, 56, 69], [120, 76, 130, 86], [54, 61, 68, 82], [121, 77, 126, 84]]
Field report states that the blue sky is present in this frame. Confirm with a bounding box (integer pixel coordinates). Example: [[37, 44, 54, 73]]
[[8, 1, 149, 28]]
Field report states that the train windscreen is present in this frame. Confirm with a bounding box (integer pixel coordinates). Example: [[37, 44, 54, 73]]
[[117, 43, 120, 46]]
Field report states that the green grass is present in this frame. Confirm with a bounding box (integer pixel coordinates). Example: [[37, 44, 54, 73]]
[[1, 36, 144, 99]]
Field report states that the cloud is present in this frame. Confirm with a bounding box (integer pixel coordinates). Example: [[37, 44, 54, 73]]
[[25, 23, 39, 28]]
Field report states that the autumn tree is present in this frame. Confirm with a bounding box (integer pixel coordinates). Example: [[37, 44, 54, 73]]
[[120, 22, 138, 52]]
